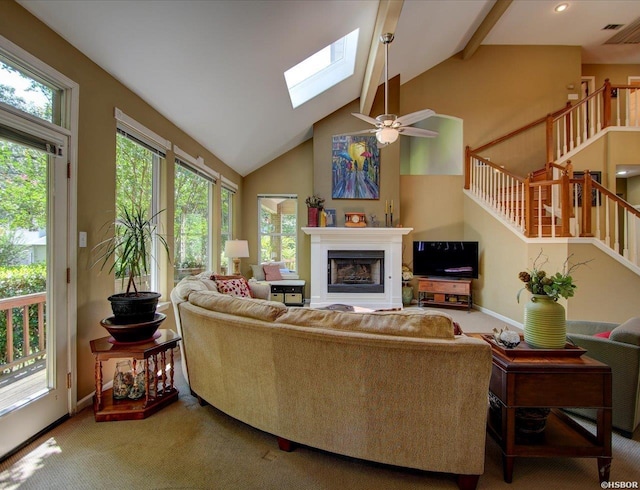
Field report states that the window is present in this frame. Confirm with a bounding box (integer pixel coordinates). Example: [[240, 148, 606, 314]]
[[258, 195, 297, 272], [284, 28, 359, 108], [220, 184, 234, 274], [114, 111, 170, 293], [174, 158, 213, 284], [0, 56, 62, 125]]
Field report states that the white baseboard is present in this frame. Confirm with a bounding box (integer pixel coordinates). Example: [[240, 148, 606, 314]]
[[474, 304, 523, 330], [76, 380, 113, 413]]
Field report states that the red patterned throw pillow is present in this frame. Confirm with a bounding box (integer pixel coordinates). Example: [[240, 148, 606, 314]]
[[212, 275, 253, 298]]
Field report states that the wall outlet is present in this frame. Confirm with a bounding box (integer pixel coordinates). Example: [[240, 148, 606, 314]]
[[568, 93, 579, 100], [79, 231, 87, 248]]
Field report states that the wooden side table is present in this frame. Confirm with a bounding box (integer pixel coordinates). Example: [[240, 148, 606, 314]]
[[470, 334, 612, 483], [90, 329, 181, 422]]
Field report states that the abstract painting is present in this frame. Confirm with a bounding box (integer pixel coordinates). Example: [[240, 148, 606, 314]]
[[331, 135, 380, 199]]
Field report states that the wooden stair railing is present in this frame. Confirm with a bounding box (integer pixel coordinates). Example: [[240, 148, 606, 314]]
[[465, 79, 640, 268]]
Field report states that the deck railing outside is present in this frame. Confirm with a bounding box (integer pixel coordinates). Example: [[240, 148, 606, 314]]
[[0, 292, 46, 373]]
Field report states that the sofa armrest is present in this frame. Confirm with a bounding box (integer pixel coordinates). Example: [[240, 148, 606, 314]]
[[566, 320, 618, 336], [566, 331, 640, 433]]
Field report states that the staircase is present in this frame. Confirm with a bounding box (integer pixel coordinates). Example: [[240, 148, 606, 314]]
[[465, 79, 640, 273]]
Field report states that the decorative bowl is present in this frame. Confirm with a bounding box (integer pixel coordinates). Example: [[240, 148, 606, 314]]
[[100, 313, 166, 343]]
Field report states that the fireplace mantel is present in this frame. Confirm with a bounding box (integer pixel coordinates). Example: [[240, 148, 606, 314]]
[[302, 227, 412, 309]]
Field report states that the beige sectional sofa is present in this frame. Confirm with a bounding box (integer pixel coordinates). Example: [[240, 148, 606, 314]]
[[171, 274, 493, 490]]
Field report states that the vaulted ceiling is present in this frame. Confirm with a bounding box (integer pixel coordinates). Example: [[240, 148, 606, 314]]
[[18, 0, 640, 176]]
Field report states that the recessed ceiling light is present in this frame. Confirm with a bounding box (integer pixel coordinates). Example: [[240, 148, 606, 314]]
[[555, 3, 569, 12], [617, 170, 627, 175]]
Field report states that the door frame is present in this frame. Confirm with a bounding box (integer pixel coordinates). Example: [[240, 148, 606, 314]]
[[0, 34, 78, 442]]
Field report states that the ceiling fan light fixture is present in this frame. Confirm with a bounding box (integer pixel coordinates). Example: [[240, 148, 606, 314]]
[[376, 127, 399, 145]]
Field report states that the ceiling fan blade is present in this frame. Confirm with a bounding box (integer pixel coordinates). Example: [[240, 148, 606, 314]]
[[395, 108, 435, 127], [351, 112, 380, 126], [399, 127, 438, 138], [333, 129, 377, 137]]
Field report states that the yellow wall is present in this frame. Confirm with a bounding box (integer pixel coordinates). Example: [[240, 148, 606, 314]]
[[1, 1, 243, 399], [240, 139, 314, 282], [4, 0, 640, 401]]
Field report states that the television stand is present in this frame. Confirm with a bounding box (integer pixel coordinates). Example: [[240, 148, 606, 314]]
[[418, 277, 472, 312]]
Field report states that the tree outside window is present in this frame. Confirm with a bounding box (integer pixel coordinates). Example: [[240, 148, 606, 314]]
[[114, 132, 162, 293], [258, 195, 297, 271], [174, 162, 211, 283]]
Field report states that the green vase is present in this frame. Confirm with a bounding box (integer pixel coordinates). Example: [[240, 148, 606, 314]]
[[523, 294, 566, 349], [402, 286, 413, 306]]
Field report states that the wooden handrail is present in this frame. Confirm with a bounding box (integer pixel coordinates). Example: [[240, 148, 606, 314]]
[[470, 153, 525, 182], [551, 85, 605, 123], [469, 102, 571, 155]]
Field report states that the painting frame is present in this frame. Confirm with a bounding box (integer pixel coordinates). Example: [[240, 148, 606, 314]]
[[324, 209, 337, 227], [331, 135, 380, 200], [573, 171, 601, 206]]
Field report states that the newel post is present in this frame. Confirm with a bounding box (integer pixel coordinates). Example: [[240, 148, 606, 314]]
[[464, 146, 471, 190], [559, 168, 571, 236], [524, 174, 533, 238], [603, 79, 612, 129], [545, 114, 554, 164], [581, 170, 593, 237]]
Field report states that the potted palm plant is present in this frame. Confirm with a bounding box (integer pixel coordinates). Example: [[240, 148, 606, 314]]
[[93, 206, 170, 328]]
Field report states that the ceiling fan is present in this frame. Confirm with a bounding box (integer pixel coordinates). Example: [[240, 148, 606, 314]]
[[346, 33, 438, 146]]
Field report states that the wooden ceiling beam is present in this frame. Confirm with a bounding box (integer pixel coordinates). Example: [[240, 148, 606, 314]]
[[359, 0, 403, 116], [462, 0, 513, 60]]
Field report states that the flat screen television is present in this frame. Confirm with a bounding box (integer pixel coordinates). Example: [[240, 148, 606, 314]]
[[413, 241, 479, 279]]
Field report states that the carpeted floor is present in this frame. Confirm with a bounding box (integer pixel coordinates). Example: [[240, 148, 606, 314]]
[[0, 307, 638, 490]]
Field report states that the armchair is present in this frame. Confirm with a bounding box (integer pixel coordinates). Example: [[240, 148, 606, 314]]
[[566, 318, 640, 438]]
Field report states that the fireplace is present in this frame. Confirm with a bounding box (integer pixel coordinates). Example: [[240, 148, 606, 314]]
[[328, 250, 384, 293], [302, 227, 412, 309]]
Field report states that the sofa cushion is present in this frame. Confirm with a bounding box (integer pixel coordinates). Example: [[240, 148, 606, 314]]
[[173, 276, 211, 301], [189, 290, 287, 322], [250, 264, 266, 281], [213, 275, 253, 298], [263, 264, 283, 281], [277, 307, 454, 339], [609, 317, 640, 346]]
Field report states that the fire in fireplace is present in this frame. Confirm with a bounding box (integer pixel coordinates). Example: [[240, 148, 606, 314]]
[[327, 250, 384, 293]]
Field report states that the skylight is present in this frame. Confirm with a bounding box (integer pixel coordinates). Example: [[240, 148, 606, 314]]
[[284, 28, 359, 108]]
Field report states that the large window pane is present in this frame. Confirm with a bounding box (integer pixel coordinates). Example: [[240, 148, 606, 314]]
[[220, 187, 233, 274], [0, 137, 48, 415], [174, 163, 211, 283], [0, 59, 61, 125], [258, 196, 297, 271], [114, 132, 161, 293]]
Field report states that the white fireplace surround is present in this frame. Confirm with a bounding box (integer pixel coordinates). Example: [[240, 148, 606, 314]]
[[302, 227, 412, 309]]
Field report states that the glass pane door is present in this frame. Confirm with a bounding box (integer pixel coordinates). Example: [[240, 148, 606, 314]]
[[0, 136, 68, 458]]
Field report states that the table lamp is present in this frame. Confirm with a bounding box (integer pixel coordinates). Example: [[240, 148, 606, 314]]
[[224, 240, 249, 275]]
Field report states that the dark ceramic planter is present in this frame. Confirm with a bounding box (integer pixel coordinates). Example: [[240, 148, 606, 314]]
[[100, 312, 166, 343], [107, 291, 161, 325]]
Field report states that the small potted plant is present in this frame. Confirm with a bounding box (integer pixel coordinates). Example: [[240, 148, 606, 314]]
[[517, 250, 591, 349], [305, 194, 325, 227], [93, 206, 170, 327], [402, 264, 414, 305]]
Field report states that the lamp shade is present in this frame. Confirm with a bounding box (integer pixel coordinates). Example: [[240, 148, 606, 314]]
[[224, 240, 249, 258], [376, 127, 399, 145]]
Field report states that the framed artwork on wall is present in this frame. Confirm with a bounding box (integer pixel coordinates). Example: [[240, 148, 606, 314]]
[[573, 171, 601, 206], [331, 135, 380, 199], [324, 209, 337, 227]]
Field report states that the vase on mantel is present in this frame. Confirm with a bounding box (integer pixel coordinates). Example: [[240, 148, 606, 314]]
[[402, 285, 413, 306], [307, 207, 319, 227], [523, 294, 566, 349]]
